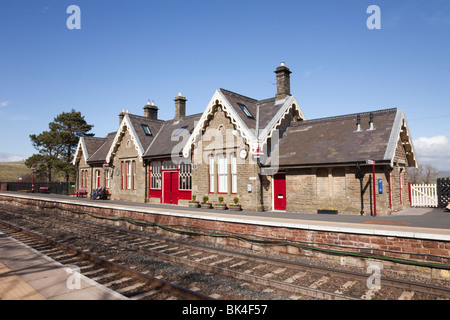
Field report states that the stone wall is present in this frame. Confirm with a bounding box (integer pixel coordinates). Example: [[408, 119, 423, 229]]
[[265, 132, 412, 215], [191, 105, 262, 210], [1, 194, 448, 280], [76, 156, 94, 197], [109, 129, 146, 203]]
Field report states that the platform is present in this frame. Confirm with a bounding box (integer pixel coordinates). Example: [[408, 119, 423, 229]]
[[1, 191, 449, 299], [1, 191, 449, 242], [0, 231, 126, 300]]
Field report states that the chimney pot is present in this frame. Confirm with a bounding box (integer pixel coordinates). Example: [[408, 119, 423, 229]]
[[174, 93, 187, 121], [144, 100, 158, 120], [368, 113, 375, 130], [274, 63, 292, 101]]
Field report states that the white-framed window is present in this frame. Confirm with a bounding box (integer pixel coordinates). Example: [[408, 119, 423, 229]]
[[179, 162, 192, 191], [95, 170, 100, 188], [105, 169, 110, 189], [163, 161, 177, 170], [209, 155, 214, 193], [126, 161, 132, 190], [81, 170, 88, 188], [121, 161, 124, 189], [217, 153, 227, 193], [231, 152, 237, 194], [132, 160, 136, 190], [151, 161, 161, 189]]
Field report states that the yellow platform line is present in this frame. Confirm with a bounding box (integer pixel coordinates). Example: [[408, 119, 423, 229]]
[[0, 262, 46, 300]]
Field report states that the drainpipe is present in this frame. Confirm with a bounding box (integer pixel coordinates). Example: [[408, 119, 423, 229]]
[[371, 159, 377, 217], [255, 104, 264, 212], [356, 163, 364, 215], [389, 171, 392, 211]]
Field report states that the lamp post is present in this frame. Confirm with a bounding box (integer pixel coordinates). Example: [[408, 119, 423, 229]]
[[31, 166, 36, 193], [253, 145, 265, 212], [356, 163, 364, 215], [367, 159, 376, 217], [103, 161, 109, 189]]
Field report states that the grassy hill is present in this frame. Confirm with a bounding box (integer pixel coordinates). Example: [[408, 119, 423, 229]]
[[0, 161, 68, 182], [0, 161, 31, 182], [437, 171, 450, 179]]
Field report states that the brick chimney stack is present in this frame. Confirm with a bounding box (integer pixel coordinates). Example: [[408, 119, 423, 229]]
[[274, 62, 292, 101], [119, 109, 128, 125], [144, 100, 158, 120], [174, 92, 186, 121]]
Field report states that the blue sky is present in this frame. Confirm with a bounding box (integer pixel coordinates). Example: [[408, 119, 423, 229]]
[[1, 0, 450, 169]]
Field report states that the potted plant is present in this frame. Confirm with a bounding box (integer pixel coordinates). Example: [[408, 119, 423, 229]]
[[229, 197, 241, 211], [201, 195, 212, 209], [189, 195, 200, 208], [215, 196, 227, 210]]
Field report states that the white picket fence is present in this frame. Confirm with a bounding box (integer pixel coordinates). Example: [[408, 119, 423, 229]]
[[410, 184, 438, 207]]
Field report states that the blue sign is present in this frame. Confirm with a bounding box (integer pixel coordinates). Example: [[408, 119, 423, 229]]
[[378, 178, 383, 194]]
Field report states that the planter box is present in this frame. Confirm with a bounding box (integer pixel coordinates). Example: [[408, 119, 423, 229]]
[[229, 204, 242, 211], [201, 203, 212, 209], [189, 201, 200, 208], [215, 203, 227, 210], [317, 209, 338, 214]]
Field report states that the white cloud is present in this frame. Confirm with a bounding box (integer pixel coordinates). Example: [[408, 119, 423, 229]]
[[413, 135, 450, 171], [0, 152, 25, 162], [0, 101, 10, 107]]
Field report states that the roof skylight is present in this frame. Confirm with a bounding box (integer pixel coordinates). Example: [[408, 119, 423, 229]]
[[142, 124, 152, 136], [237, 103, 254, 119], [173, 126, 188, 136]]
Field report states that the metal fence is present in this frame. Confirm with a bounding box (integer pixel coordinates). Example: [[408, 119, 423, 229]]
[[0, 182, 70, 195], [437, 178, 450, 208]]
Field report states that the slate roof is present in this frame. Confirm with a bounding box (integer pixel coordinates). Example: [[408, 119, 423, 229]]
[[219, 89, 285, 133], [144, 113, 202, 158], [83, 137, 108, 159], [272, 108, 399, 167], [87, 132, 117, 164], [127, 114, 165, 152]]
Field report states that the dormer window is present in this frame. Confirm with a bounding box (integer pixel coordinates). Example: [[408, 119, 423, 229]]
[[237, 103, 254, 119], [142, 124, 152, 136]]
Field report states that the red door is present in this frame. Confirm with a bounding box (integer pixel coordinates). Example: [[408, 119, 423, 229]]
[[273, 173, 286, 211], [163, 172, 178, 204]]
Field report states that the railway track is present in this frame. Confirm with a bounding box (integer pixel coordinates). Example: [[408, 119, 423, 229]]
[[0, 220, 211, 300], [0, 203, 449, 300]]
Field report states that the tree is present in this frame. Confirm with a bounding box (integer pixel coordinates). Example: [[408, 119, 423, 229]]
[[26, 110, 94, 182], [423, 164, 439, 184], [409, 164, 439, 184], [409, 165, 424, 184], [48, 109, 94, 181]]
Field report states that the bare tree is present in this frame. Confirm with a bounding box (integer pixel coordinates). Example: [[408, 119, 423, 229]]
[[409, 165, 424, 184], [410, 164, 439, 184], [423, 164, 439, 184]]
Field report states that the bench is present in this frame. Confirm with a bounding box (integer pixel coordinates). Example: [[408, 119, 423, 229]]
[[100, 191, 111, 200], [39, 187, 49, 193], [74, 190, 87, 197]]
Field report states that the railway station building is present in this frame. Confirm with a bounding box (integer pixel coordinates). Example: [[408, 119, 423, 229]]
[[73, 63, 417, 215]]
